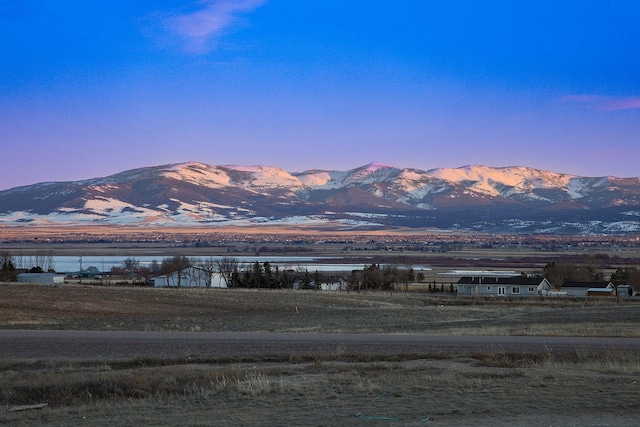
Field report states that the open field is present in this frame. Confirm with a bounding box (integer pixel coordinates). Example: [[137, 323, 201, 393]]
[[2, 285, 640, 425], [2, 285, 640, 336]]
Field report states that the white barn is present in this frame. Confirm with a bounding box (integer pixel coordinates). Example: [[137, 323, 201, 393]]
[[17, 273, 65, 285]]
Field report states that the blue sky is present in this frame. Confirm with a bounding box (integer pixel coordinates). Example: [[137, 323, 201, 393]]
[[1, 0, 639, 190]]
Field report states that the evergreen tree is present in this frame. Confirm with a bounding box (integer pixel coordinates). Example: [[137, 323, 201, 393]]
[[263, 262, 274, 288], [0, 251, 16, 282], [252, 261, 263, 288]]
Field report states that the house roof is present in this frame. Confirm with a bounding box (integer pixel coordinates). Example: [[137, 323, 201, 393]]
[[457, 277, 547, 286], [562, 281, 612, 288]]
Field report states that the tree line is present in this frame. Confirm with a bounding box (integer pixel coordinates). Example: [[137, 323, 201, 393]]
[[109, 256, 420, 291], [108, 255, 640, 292], [544, 258, 640, 290], [0, 250, 56, 281]]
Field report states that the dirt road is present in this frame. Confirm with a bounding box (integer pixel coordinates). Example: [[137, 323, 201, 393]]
[[2, 330, 639, 360]]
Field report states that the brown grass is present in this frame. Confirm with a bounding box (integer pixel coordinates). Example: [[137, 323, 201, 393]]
[[2, 285, 640, 336], [2, 349, 640, 426]]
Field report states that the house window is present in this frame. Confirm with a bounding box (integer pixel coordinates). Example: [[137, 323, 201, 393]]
[[528, 287, 535, 293], [512, 287, 520, 294]]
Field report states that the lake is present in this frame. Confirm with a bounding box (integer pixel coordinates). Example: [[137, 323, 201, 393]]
[[42, 256, 432, 274]]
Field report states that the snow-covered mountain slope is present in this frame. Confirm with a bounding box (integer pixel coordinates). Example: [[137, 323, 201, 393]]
[[294, 163, 400, 189], [1, 162, 639, 233]]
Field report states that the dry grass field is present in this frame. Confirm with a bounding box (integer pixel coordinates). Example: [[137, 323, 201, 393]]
[[2, 285, 640, 426], [2, 285, 640, 336]]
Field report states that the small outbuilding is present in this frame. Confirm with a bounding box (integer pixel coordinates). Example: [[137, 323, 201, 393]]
[[587, 287, 615, 297], [16, 273, 65, 285], [616, 285, 634, 297], [561, 281, 614, 297]]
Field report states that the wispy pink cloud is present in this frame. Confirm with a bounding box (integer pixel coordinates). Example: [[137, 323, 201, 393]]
[[164, 0, 266, 53], [562, 94, 640, 111]]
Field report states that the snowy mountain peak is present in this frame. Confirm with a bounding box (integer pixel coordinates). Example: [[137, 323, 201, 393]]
[[344, 162, 401, 183], [361, 162, 396, 172], [167, 161, 210, 170]]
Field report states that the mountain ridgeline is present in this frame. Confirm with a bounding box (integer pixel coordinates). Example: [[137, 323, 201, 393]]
[[1, 162, 639, 234]]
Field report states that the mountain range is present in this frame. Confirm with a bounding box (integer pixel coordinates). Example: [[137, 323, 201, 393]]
[[1, 161, 639, 234]]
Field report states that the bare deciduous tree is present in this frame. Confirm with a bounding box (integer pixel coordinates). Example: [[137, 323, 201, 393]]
[[160, 256, 191, 288], [192, 257, 217, 288], [215, 256, 239, 287], [122, 257, 140, 279]]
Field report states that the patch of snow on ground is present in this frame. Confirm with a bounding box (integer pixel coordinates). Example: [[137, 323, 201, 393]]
[[345, 212, 390, 219], [89, 185, 119, 193], [85, 197, 137, 212], [295, 171, 334, 187], [0, 211, 38, 224], [566, 178, 588, 199], [415, 203, 435, 209], [268, 215, 329, 225], [164, 162, 230, 188], [430, 165, 575, 198], [400, 184, 438, 203], [603, 221, 640, 233], [339, 219, 384, 227], [168, 199, 253, 222], [468, 181, 500, 196]]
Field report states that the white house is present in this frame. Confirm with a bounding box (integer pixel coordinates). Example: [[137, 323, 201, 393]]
[[321, 277, 348, 291], [152, 267, 227, 288], [16, 273, 65, 285], [457, 276, 551, 296]]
